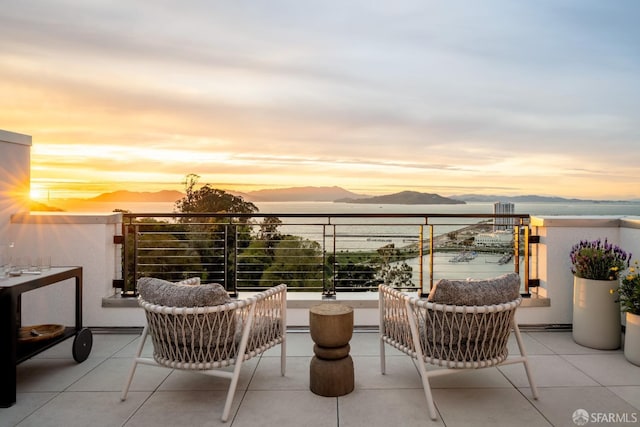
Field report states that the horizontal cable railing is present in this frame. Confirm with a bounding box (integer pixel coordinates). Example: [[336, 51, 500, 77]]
[[118, 213, 533, 298]]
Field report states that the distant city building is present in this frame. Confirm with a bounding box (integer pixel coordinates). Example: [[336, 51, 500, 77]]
[[475, 230, 514, 247], [494, 202, 515, 231]]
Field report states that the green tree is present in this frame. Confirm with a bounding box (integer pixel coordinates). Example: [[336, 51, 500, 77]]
[[334, 260, 379, 291], [174, 174, 259, 289], [260, 236, 324, 290], [256, 216, 283, 257], [123, 218, 202, 292], [257, 216, 283, 240], [235, 217, 285, 287], [135, 225, 202, 281], [175, 174, 258, 215], [377, 261, 413, 287], [236, 239, 274, 287]]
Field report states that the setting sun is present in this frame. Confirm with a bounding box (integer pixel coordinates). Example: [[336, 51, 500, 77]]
[[29, 185, 47, 201]]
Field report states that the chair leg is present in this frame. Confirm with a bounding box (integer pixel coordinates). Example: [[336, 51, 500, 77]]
[[221, 356, 244, 422], [121, 325, 148, 401], [405, 299, 438, 420], [512, 322, 539, 399], [221, 303, 256, 422], [282, 297, 287, 377], [416, 358, 438, 420], [380, 336, 386, 374], [281, 341, 286, 376], [379, 290, 386, 375]]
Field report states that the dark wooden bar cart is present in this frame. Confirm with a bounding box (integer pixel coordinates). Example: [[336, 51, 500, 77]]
[[0, 267, 92, 407]]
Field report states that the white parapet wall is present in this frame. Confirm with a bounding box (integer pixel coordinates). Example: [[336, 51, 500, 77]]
[[620, 218, 640, 261], [528, 215, 639, 326], [8, 212, 146, 327]]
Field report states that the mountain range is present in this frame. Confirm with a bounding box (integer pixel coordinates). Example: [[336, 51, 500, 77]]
[[449, 194, 634, 203], [86, 187, 634, 205], [89, 190, 184, 203], [238, 186, 365, 202], [88, 186, 365, 203]]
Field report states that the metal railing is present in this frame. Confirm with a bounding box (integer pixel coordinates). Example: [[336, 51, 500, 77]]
[[116, 212, 535, 297]]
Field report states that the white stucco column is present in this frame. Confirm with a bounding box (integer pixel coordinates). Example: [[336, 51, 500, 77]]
[[0, 129, 31, 257]]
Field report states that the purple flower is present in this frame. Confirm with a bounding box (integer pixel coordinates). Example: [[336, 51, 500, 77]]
[[569, 238, 630, 280]]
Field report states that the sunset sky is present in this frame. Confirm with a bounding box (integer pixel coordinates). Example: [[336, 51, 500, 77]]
[[2, 1, 639, 200]]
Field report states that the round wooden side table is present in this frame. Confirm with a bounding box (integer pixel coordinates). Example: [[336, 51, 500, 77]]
[[309, 303, 354, 397]]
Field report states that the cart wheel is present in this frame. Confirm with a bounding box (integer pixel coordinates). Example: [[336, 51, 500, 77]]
[[72, 328, 92, 362]]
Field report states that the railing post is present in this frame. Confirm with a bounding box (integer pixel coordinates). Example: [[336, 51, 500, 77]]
[[132, 223, 139, 294], [232, 224, 239, 297], [523, 222, 531, 296], [418, 225, 424, 297], [514, 225, 520, 275], [224, 224, 229, 293], [122, 219, 130, 295], [331, 224, 336, 296], [429, 223, 434, 295], [322, 223, 336, 298], [227, 223, 238, 297]]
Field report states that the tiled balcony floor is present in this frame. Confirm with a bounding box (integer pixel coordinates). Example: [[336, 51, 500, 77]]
[[2, 330, 640, 427]]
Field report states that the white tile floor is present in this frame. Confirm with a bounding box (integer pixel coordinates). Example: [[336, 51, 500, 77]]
[[2, 330, 639, 427]]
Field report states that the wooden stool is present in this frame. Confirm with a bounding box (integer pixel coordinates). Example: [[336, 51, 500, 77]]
[[309, 303, 354, 397]]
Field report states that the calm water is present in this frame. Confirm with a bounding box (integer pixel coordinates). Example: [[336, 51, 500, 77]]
[[256, 201, 640, 216], [55, 199, 640, 216]]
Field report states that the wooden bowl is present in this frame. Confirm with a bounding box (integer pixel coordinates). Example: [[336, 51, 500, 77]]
[[18, 324, 65, 343]]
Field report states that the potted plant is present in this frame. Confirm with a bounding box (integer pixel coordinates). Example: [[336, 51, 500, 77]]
[[570, 238, 631, 349], [619, 261, 640, 365]]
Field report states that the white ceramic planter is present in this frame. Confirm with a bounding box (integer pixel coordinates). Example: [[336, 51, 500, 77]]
[[624, 312, 640, 366], [572, 277, 621, 349]]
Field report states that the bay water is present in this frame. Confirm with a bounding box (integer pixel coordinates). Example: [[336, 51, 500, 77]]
[[54, 199, 640, 216]]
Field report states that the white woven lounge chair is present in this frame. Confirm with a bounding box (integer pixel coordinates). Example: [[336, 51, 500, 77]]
[[121, 281, 287, 422], [379, 273, 538, 420]]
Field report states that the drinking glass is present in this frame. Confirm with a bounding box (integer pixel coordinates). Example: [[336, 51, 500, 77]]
[[40, 255, 52, 271], [29, 257, 41, 273], [0, 254, 8, 280]]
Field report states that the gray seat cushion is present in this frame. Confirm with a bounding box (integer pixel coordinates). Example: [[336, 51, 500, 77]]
[[137, 277, 230, 307], [427, 273, 521, 306]]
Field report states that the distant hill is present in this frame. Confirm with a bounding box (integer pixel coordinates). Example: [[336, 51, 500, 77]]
[[243, 186, 367, 202], [336, 191, 465, 205], [89, 190, 184, 203], [30, 200, 65, 212]]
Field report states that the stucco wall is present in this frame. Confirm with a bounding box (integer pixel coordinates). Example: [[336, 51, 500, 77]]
[[10, 212, 123, 327], [530, 216, 626, 325], [0, 130, 31, 245]]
